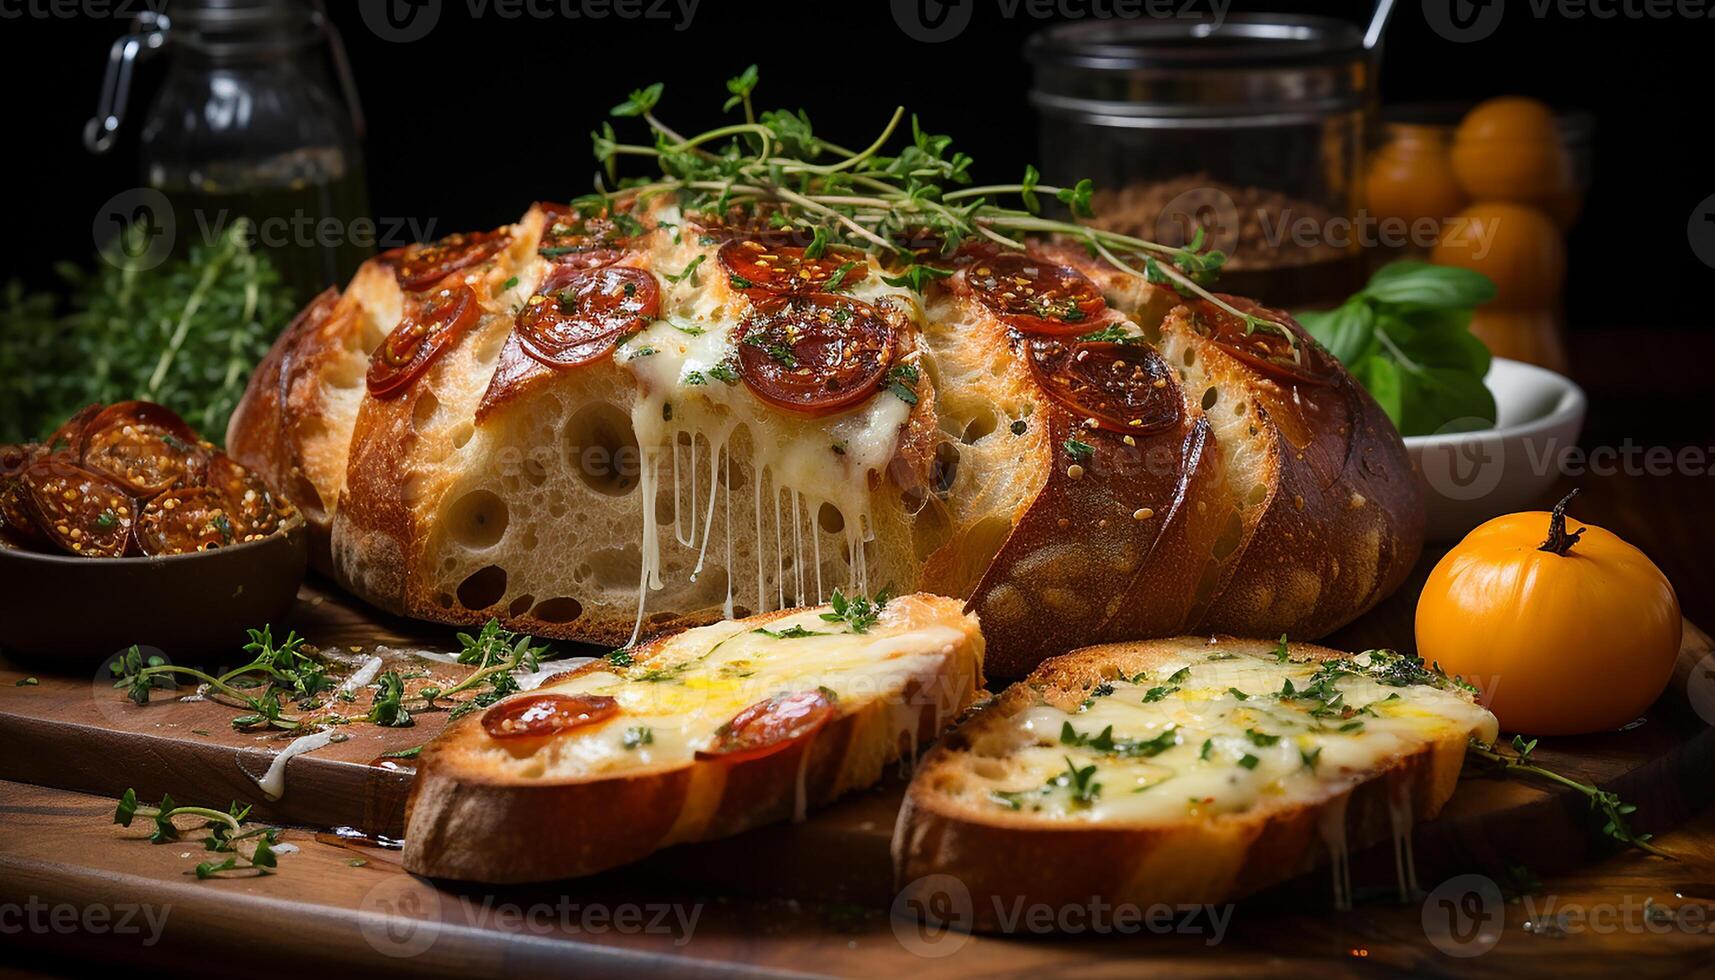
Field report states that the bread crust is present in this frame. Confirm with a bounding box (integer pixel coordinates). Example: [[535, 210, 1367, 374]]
[[893, 637, 1479, 929], [403, 594, 984, 882]]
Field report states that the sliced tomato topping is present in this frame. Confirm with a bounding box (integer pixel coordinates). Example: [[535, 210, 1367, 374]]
[[482, 693, 620, 740], [695, 690, 836, 763], [385, 230, 510, 291], [206, 454, 283, 539], [1028, 339, 1183, 435], [20, 459, 135, 557], [735, 293, 895, 415], [1191, 296, 1335, 386], [136, 487, 235, 556], [366, 284, 482, 399], [45, 403, 102, 456], [719, 239, 869, 296], [516, 266, 659, 368], [537, 201, 636, 268], [0, 445, 46, 545], [966, 252, 1108, 335], [80, 401, 208, 496]]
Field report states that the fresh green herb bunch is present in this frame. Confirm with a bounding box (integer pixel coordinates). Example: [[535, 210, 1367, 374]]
[[588, 69, 1287, 342], [0, 220, 297, 444], [1296, 262, 1498, 436]]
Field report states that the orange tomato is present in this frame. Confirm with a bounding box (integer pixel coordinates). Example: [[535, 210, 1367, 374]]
[[1466, 307, 1568, 374], [1415, 492, 1682, 736], [1451, 96, 1581, 229], [1366, 126, 1468, 230], [1431, 202, 1566, 309]]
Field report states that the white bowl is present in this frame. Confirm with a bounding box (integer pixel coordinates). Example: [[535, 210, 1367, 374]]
[[1404, 357, 1587, 541]]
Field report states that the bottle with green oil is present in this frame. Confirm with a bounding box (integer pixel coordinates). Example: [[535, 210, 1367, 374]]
[[87, 0, 372, 303]]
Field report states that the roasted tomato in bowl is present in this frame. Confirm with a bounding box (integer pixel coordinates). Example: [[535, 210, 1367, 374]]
[[0, 402, 308, 663]]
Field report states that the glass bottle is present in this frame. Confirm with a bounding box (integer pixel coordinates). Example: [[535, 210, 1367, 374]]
[[87, 0, 371, 302]]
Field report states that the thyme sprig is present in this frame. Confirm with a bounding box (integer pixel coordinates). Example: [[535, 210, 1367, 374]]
[[110, 619, 553, 731], [113, 788, 281, 878], [587, 68, 1292, 346], [1467, 735, 1672, 858]]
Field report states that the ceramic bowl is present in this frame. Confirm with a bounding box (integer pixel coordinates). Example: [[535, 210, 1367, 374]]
[[0, 516, 308, 664], [1405, 357, 1587, 541]]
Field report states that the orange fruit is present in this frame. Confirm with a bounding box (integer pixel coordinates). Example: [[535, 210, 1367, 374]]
[[1365, 125, 1468, 232], [1451, 97, 1580, 229], [1431, 202, 1566, 310]]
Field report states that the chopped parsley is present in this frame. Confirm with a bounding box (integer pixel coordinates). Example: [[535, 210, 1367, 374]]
[[821, 261, 861, 293], [744, 334, 797, 367], [729, 273, 754, 290], [708, 358, 740, 385], [665, 254, 705, 284], [622, 726, 654, 749], [886, 363, 920, 406], [1062, 437, 1094, 462], [753, 624, 828, 639], [1060, 721, 1179, 758], [1078, 324, 1134, 344]]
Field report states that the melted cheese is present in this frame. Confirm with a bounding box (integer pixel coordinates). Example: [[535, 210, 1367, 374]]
[[524, 598, 967, 775], [610, 208, 920, 641], [968, 650, 1497, 824]]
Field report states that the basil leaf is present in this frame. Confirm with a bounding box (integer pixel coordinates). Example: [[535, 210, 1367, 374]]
[[1399, 367, 1497, 437], [1298, 302, 1376, 367], [1356, 357, 1404, 426], [1360, 262, 1496, 310]]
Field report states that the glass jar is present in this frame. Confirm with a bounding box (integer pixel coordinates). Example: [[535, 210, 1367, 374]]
[[1025, 15, 1375, 309], [86, 0, 371, 302]]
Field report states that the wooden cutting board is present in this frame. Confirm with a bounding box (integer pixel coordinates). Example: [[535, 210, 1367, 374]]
[[2, 564, 1713, 909]]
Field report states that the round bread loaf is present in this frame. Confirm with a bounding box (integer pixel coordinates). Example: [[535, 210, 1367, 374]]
[[227, 197, 1422, 676]]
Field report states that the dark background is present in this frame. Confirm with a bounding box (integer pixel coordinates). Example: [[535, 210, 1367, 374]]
[[0, 0, 1708, 330]]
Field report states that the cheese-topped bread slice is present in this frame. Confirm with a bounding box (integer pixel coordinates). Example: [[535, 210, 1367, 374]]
[[404, 592, 983, 882], [894, 636, 1496, 927]]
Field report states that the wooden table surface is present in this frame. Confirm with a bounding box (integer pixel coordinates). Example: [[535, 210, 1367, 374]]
[[2, 327, 1713, 977]]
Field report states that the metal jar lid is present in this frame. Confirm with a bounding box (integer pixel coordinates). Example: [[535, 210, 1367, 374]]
[[1025, 15, 1374, 128]]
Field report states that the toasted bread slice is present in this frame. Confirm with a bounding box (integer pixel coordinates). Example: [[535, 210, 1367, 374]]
[[404, 593, 983, 882], [893, 636, 1497, 928]]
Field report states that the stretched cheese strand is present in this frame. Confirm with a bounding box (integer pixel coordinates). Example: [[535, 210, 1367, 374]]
[[1319, 793, 1353, 911], [690, 427, 728, 582], [672, 435, 689, 548], [1389, 781, 1418, 901], [811, 496, 824, 603], [722, 448, 734, 619], [627, 447, 664, 647]]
